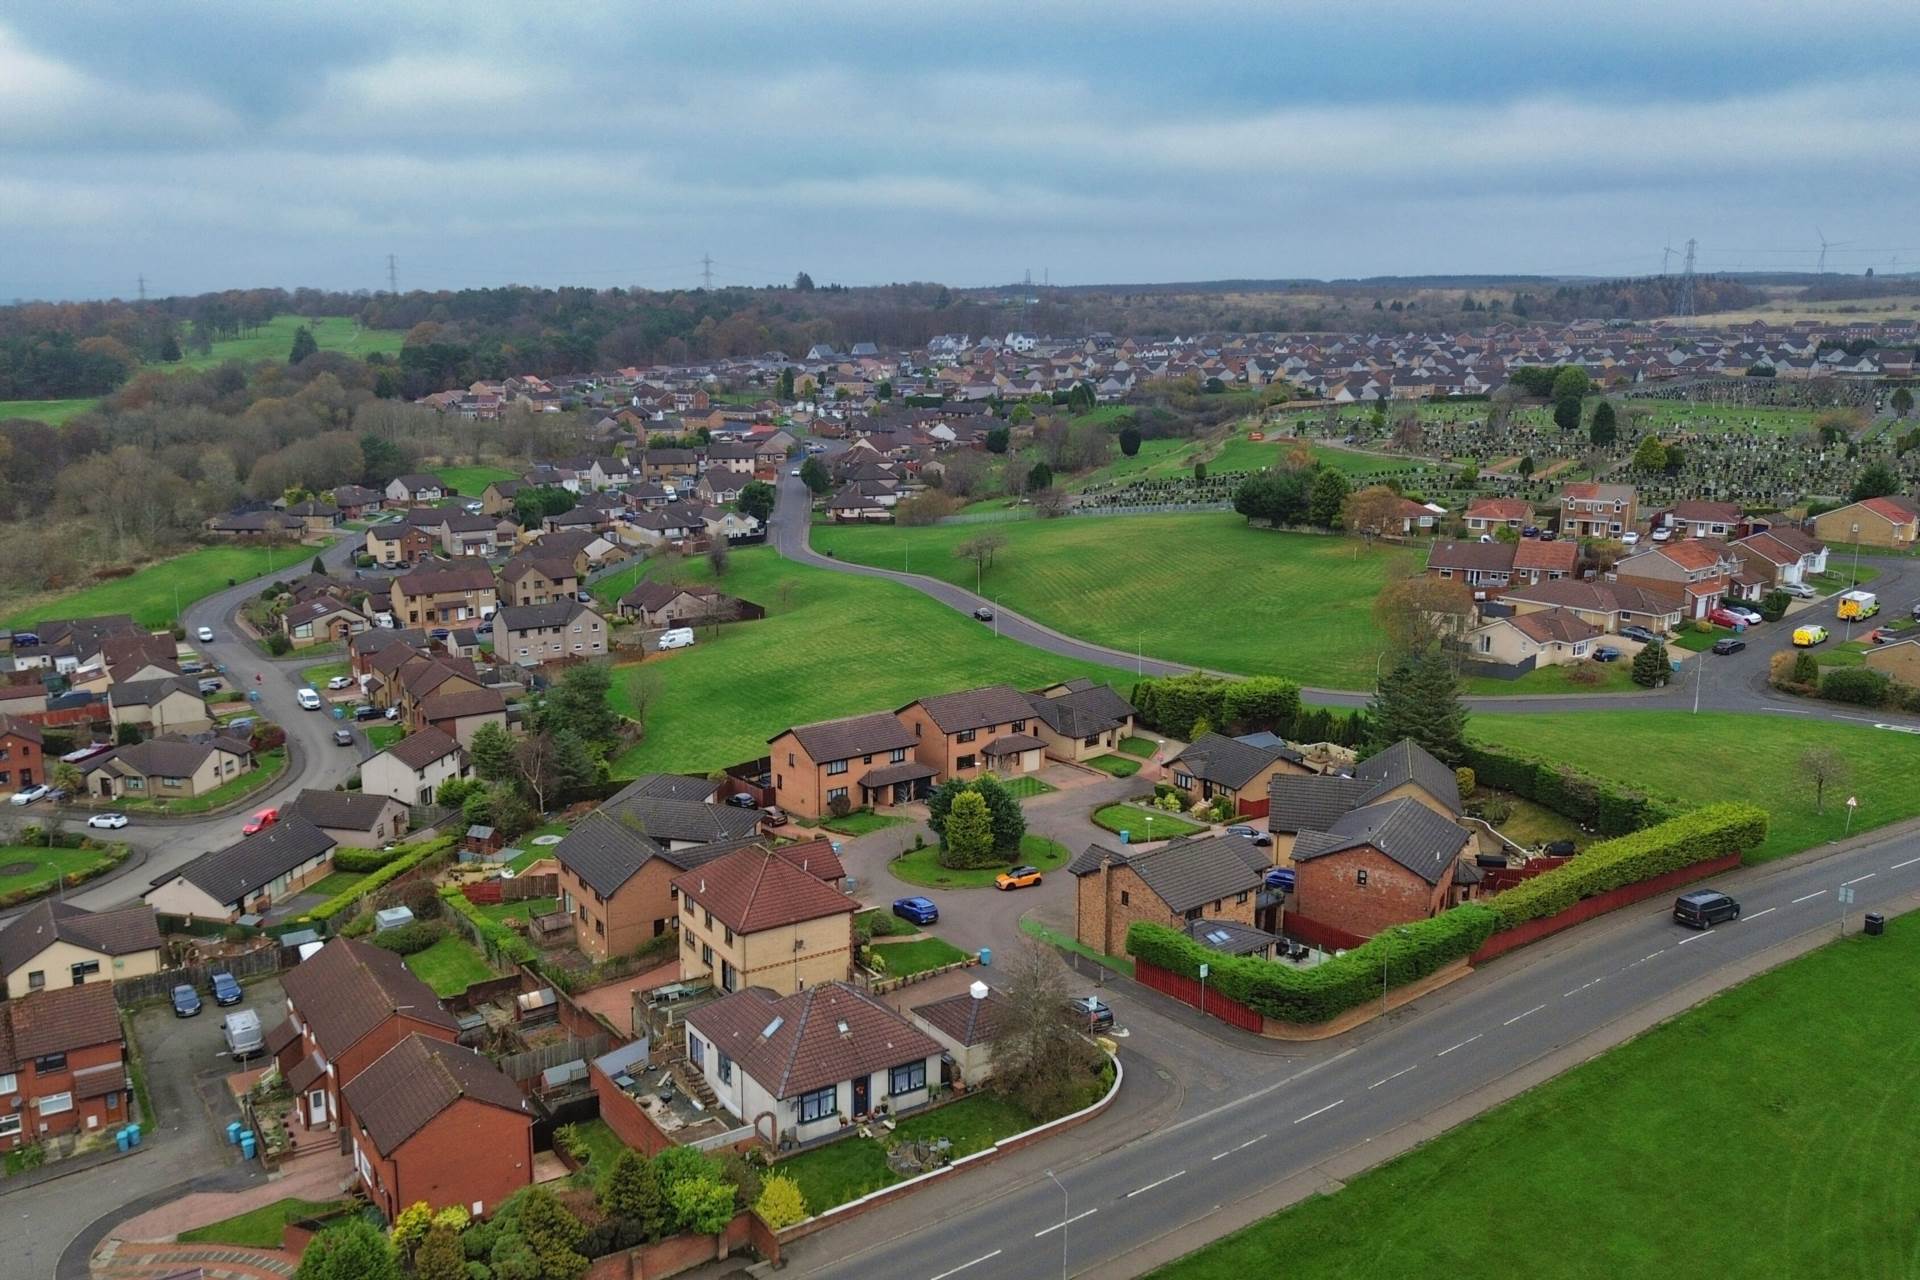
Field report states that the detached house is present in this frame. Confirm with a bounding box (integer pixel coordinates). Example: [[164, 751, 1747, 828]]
[[84, 734, 253, 802], [1614, 540, 1740, 619], [0, 900, 163, 998], [896, 684, 1046, 783], [1069, 833, 1270, 958], [672, 844, 856, 995], [1022, 680, 1138, 763], [360, 728, 469, 807], [1652, 499, 1742, 541], [0, 715, 44, 792], [385, 474, 447, 506], [1469, 607, 1603, 669], [1734, 528, 1828, 588], [1811, 495, 1920, 551], [282, 596, 369, 649], [1558, 483, 1637, 539], [770, 712, 926, 818], [1462, 498, 1533, 533], [107, 678, 212, 736], [553, 807, 758, 964], [1165, 732, 1315, 817], [1289, 799, 1476, 941]]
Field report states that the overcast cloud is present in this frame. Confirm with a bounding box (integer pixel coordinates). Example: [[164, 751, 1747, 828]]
[[3, 1, 1915, 300]]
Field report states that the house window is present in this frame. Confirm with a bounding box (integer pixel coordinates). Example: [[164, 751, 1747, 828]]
[[797, 1084, 837, 1124], [1119, 890, 1130, 906], [0, 1114, 18, 1139], [787, 752, 795, 767], [0, 1072, 15, 1094], [1477, 634, 1492, 654], [956, 755, 976, 771], [890, 748, 907, 764], [1439, 568, 1453, 579], [27, 971, 44, 991], [685, 931, 695, 952], [595, 918, 604, 936], [1356, 869, 1369, 886], [1183, 907, 1202, 922], [70, 960, 101, 983], [718, 1052, 733, 1085], [723, 926, 734, 945], [37, 1092, 73, 1116], [889, 1061, 926, 1095], [689, 1035, 705, 1068], [1235, 891, 1249, 905], [827, 787, 848, 805], [826, 759, 848, 776], [701, 943, 713, 967], [862, 755, 873, 766], [956, 729, 976, 743]]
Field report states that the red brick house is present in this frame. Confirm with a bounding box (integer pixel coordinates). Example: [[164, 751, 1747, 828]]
[[1287, 798, 1476, 941], [0, 982, 129, 1151], [0, 714, 44, 793], [342, 1034, 532, 1219], [271, 938, 459, 1142]]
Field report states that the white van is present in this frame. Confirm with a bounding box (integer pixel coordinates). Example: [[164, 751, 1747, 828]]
[[657, 628, 696, 651], [223, 1009, 263, 1061], [296, 687, 324, 711]]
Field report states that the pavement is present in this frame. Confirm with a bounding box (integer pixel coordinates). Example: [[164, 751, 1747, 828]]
[[736, 809, 1920, 1280]]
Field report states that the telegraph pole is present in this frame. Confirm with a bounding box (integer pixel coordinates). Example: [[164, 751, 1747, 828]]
[[387, 254, 399, 294]]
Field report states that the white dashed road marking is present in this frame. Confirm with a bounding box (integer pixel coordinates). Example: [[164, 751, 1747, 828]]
[[1793, 890, 1827, 903], [1127, 1171, 1186, 1198], [1293, 1100, 1345, 1125], [1035, 1209, 1098, 1238], [929, 1251, 1003, 1280], [1676, 930, 1715, 945], [1211, 1135, 1267, 1160], [1892, 857, 1920, 870], [1504, 1004, 1546, 1025], [1368, 1066, 1417, 1090], [1563, 978, 1603, 998], [1437, 1035, 1481, 1057], [1742, 907, 1776, 922], [1843, 873, 1876, 887]]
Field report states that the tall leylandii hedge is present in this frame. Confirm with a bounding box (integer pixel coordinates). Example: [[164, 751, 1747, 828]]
[[1482, 802, 1766, 931], [1462, 744, 1676, 836]]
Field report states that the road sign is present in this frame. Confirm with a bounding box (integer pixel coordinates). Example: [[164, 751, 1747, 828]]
[[1198, 963, 1210, 979], [1847, 796, 1859, 808], [1838, 887, 1856, 905]]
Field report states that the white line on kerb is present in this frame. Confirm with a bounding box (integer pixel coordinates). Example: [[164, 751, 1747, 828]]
[[929, 1251, 1003, 1280], [1843, 873, 1877, 887], [1293, 1099, 1345, 1124], [1793, 890, 1827, 903], [1210, 1134, 1267, 1160], [1742, 907, 1776, 922], [1562, 977, 1603, 998], [1676, 929, 1716, 945], [1035, 1209, 1098, 1238], [1368, 1066, 1417, 1090], [1127, 1170, 1186, 1198], [1893, 857, 1920, 870], [1504, 1004, 1546, 1025], [1437, 1034, 1482, 1057]]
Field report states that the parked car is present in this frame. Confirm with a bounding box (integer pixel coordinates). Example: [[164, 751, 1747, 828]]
[[726, 792, 760, 808], [1726, 606, 1764, 626], [1224, 824, 1273, 847], [1782, 582, 1817, 599], [197, 677, 223, 695], [761, 805, 789, 826], [789, 467, 802, 477], [1263, 866, 1296, 891], [171, 984, 202, 1018], [1591, 646, 1622, 662], [1619, 625, 1657, 644], [242, 807, 279, 835], [1792, 625, 1830, 647], [972, 607, 994, 622], [1650, 527, 1673, 543], [1620, 531, 1640, 546], [353, 704, 381, 721], [1521, 525, 1540, 539], [209, 971, 243, 1006], [326, 675, 353, 690], [1673, 888, 1740, 929], [892, 896, 939, 926], [1708, 607, 1747, 629], [1067, 995, 1115, 1031], [994, 865, 1043, 891], [332, 728, 354, 747], [1711, 637, 1746, 655], [657, 627, 696, 651], [87, 812, 129, 829], [384, 706, 401, 720], [8, 784, 49, 806], [196, 626, 215, 643], [296, 688, 324, 711]]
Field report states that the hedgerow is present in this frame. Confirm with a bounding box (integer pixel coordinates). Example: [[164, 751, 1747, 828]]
[[308, 836, 454, 922], [1462, 744, 1675, 836]]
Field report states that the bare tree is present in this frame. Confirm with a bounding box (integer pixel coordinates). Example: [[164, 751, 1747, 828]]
[[1342, 485, 1405, 546], [1800, 746, 1849, 814], [988, 940, 1101, 1115], [706, 543, 730, 578], [1030, 487, 1070, 519], [952, 532, 1008, 578], [1373, 574, 1474, 657]]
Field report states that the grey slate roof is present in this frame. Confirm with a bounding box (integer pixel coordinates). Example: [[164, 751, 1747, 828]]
[[780, 711, 918, 763], [1184, 917, 1279, 956], [1290, 797, 1471, 886], [285, 788, 404, 834], [551, 809, 667, 897], [1023, 682, 1136, 739], [906, 684, 1035, 735], [1068, 834, 1268, 914], [1267, 773, 1375, 833], [108, 677, 201, 708], [1353, 739, 1462, 816], [0, 901, 161, 978], [600, 782, 763, 845], [495, 601, 591, 632], [1168, 732, 1303, 791], [162, 815, 338, 906], [611, 773, 718, 803]]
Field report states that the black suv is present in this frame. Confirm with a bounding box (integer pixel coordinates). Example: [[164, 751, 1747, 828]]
[[1674, 889, 1740, 929]]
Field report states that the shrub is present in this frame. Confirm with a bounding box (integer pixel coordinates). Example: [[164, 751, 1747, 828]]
[[1454, 767, 1476, 800], [309, 838, 453, 921], [439, 886, 536, 965], [1482, 804, 1767, 931], [333, 845, 405, 873], [265, 633, 292, 656], [1127, 906, 1497, 1025], [755, 1175, 808, 1229], [1693, 619, 1714, 634], [827, 793, 853, 819], [668, 1177, 737, 1236], [370, 921, 446, 955], [1820, 666, 1891, 707]]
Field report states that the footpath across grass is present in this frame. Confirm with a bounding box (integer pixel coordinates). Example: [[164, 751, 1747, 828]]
[[1472, 710, 1920, 863], [1151, 922, 1920, 1280]]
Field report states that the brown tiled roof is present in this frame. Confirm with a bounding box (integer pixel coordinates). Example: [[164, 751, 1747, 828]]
[[395, 564, 496, 598], [342, 1034, 528, 1157], [981, 733, 1046, 756], [285, 788, 405, 834], [1465, 498, 1532, 520], [382, 727, 465, 772], [1506, 608, 1600, 646], [1426, 540, 1514, 572], [281, 938, 455, 1058], [673, 846, 856, 934], [1512, 539, 1577, 573], [73, 1061, 127, 1100], [780, 711, 917, 763], [0, 982, 123, 1069], [265, 1017, 300, 1056], [770, 838, 844, 883], [0, 901, 161, 978], [419, 687, 507, 721], [905, 684, 1035, 734], [910, 987, 1005, 1048], [0, 713, 43, 745], [685, 981, 941, 1100]]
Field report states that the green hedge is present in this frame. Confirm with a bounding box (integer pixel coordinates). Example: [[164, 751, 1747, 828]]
[[332, 845, 407, 874], [1819, 666, 1890, 707], [308, 837, 454, 922], [1128, 673, 1302, 737], [1127, 905, 1497, 1025], [1482, 803, 1767, 931], [439, 885, 537, 966], [369, 920, 446, 955], [1463, 744, 1675, 836]]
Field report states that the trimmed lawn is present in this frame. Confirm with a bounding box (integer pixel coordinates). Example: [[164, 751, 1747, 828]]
[[300, 660, 351, 688], [998, 776, 1055, 799], [1472, 710, 1920, 863], [601, 549, 1132, 774], [1479, 792, 1588, 852], [0, 397, 97, 426], [177, 1197, 351, 1247], [437, 464, 517, 495], [821, 514, 1422, 690], [0, 844, 118, 899], [868, 936, 969, 977], [175, 315, 404, 370], [889, 834, 1072, 890], [476, 895, 558, 926], [1670, 626, 1730, 652], [563, 1117, 631, 1190], [1150, 925, 1920, 1280], [119, 748, 287, 814], [1118, 736, 1158, 758], [301, 870, 368, 899], [364, 723, 405, 751], [1091, 803, 1207, 841], [821, 809, 911, 838], [404, 934, 497, 996], [777, 1136, 898, 1214], [1463, 657, 1639, 696], [890, 1092, 1036, 1159], [855, 909, 919, 937], [4, 542, 330, 629], [1085, 754, 1142, 777]]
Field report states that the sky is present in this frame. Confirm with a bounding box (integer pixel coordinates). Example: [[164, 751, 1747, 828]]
[[4, 0, 1918, 301]]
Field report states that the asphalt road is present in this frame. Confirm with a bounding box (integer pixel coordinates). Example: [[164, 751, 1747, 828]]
[[771, 460, 1920, 725], [782, 818, 1920, 1280]]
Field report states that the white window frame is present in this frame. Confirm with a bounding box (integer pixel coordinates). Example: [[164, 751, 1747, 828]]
[[36, 1091, 73, 1116]]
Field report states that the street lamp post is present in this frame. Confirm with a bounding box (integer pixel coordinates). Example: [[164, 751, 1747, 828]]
[[1046, 1170, 1069, 1280]]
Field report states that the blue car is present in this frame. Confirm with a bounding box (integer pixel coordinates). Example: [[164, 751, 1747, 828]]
[[892, 896, 939, 926], [171, 984, 203, 1018], [209, 971, 242, 1006]]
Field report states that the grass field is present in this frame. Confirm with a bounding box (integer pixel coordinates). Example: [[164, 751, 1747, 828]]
[[436, 464, 517, 495], [1151, 923, 1920, 1280], [1091, 803, 1208, 841], [596, 549, 1133, 774], [0, 397, 99, 426], [1471, 711, 1920, 863], [404, 934, 496, 996], [177, 315, 404, 370], [889, 834, 1072, 889], [998, 776, 1055, 799], [0, 844, 118, 899], [821, 514, 1421, 689], [2, 540, 329, 629], [177, 1197, 351, 1247], [561, 1118, 631, 1191]]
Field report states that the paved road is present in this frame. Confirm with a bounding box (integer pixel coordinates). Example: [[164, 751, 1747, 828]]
[[772, 460, 1920, 725], [779, 818, 1920, 1280]]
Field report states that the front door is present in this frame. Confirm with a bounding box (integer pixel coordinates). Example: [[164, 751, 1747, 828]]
[[851, 1075, 870, 1117], [308, 1088, 328, 1127]]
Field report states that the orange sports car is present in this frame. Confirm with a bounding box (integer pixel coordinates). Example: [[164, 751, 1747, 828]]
[[994, 865, 1043, 890]]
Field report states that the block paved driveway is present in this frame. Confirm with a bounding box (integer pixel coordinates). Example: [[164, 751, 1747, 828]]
[[92, 1240, 298, 1280]]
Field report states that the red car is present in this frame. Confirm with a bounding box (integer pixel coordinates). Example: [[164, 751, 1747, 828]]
[[242, 807, 279, 836], [1707, 607, 1746, 629]]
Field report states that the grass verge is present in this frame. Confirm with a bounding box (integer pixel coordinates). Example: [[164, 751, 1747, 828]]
[[889, 834, 1072, 889], [178, 1197, 351, 1248], [0, 843, 119, 900], [1090, 803, 1208, 841], [1019, 915, 1134, 977]]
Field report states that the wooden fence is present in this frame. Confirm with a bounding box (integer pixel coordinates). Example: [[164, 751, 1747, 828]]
[[499, 1033, 609, 1085], [114, 942, 288, 1007], [1134, 960, 1264, 1032]]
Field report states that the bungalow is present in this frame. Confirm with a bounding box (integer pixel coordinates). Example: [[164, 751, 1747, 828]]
[[284, 789, 410, 849], [1165, 732, 1314, 817], [673, 844, 856, 995], [1426, 540, 1516, 598], [285, 499, 341, 535], [769, 712, 926, 818], [1469, 606, 1602, 669], [282, 595, 369, 649], [1069, 833, 1270, 958], [1497, 578, 1685, 636], [896, 684, 1046, 784], [1022, 680, 1138, 763], [343, 1035, 532, 1220], [684, 981, 942, 1144], [359, 728, 469, 807], [0, 983, 129, 1152], [1810, 495, 1920, 551], [330, 485, 385, 518], [697, 468, 746, 504], [1651, 499, 1742, 541], [490, 601, 608, 667], [827, 485, 892, 522], [144, 816, 338, 920], [1864, 638, 1920, 686], [384, 474, 447, 507], [1462, 498, 1533, 533], [598, 772, 764, 849], [0, 900, 163, 998], [614, 582, 750, 628], [84, 734, 253, 801], [205, 510, 305, 539]]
